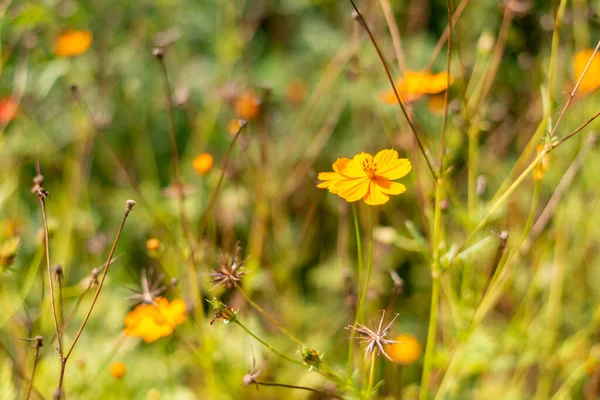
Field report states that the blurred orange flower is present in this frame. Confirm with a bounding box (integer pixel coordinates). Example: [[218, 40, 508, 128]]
[[384, 333, 421, 365], [124, 297, 187, 343], [193, 153, 213, 175], [285, 78, 307, 105], [534, 144, 550, 181], [380, 70, 453, 104], [317, 149, 411, 206], [110, 362, 126, 379], [0, 97, 17, 124], [573, 49, 600, 93], [54, 30, 93, 57], [234, 91, 261, 120], [146, 238, 161, 252]]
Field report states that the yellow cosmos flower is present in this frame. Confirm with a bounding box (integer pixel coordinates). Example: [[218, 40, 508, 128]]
[[110, 362, 126, 380], [380, 70, 453, 104], [317, 149, 411, 206], [54, 30, 93, 57], [124, 297, 187, 343], [573, 49, 600, 93], [384, 333, 421, 365], [192, 153, 214, 175]]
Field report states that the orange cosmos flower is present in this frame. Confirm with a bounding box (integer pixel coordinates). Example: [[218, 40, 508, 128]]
[[317, 149, 411, 206], [234, 91, 261, 120], [124, 297, 187, 343], [384, 333, 422, 365], [110, 362, 126, 379], [573, 49, 600, 94], [0, 97, 17, 124], [193, 153, 213, 175], [54, 30, 93, 57], [380, 70, 453, 104]]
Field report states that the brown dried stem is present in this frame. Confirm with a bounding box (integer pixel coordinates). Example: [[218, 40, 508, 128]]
[[348, 0, 436, 180]]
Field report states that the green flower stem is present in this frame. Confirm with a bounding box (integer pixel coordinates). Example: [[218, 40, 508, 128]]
[[357, 206, 375, 324], [352, 203, 364, 319], [238, 287, 304, 346], [419, 178, 444, 400], [366, 350, 377, 395], [234, 320, 304, 367], [348, 203, 364, 376]]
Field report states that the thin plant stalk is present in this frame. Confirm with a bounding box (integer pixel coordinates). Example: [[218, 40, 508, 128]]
[[348, 203, 364, 375], [154, 50, 204, 321], [238, 287, 304, 346], [38, 192, 63, 357], [255, 381, 344, 400], [424, 0, 470, 70], [419, 179, 444, 400], [535, 212, 568, 400], [234, 320, 305, 367], [197, 121, 246, 242], [55, 200, 134, 398], [356, 207, 375, 325], [24, 337, 42, 400], [348, 0, 436, 180], [366, 350, 377, 395]]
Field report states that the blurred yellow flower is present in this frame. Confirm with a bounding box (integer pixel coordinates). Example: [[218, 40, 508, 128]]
[[380, 70, 453, 104], [534, 144, 550, 181], [110, 362, 126, 379], [234, 91, 261, 120], [54, 30, 93, 57], [124, 297, 187, 343], [317, 149, 411, 206], [384, 333, 421, 365], [146, 238, 161, 252], [0, 97, 17, 124], [193, 153, 213, 175], [573, 49, 600, 93]]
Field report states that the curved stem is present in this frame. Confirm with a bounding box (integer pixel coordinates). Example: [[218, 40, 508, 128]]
[[235, 320, 304, 367], [256, 381, 344, 399], [238, 287, 304, 346]]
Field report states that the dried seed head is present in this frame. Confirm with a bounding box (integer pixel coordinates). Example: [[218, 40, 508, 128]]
[[31, 174, 44, 194], [211, 242, 248, 289], [345, 311, 400, 361], [299, 347, 322, 368], [127, 268, 166, 305], [53, 264, 63, 282], [208, 298, 239, 325], [125, 200, 136, 216]]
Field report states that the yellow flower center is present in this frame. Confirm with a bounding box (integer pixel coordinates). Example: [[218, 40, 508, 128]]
[[362, 160, 377, 178]]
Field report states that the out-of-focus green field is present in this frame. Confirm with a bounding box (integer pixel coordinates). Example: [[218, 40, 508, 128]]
[[2, 0, 600, 399]]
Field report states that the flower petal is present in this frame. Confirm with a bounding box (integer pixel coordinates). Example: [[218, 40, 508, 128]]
[[375, 157, 412, 181], [375, 179, 406, 195], [333, 158, 351, 173], [364, 181, 390, 205], [334, 178, 370, 202]]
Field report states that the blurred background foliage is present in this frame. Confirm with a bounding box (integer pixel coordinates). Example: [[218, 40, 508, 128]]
[[2, 0, 600, 399]]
